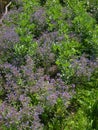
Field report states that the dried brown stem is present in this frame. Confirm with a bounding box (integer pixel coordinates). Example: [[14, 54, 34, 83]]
[[0, 1, 11, 24]]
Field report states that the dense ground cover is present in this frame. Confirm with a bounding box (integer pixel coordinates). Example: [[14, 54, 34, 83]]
[[0, 0, 98, 130]]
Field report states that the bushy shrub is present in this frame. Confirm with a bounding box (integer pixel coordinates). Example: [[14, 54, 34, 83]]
[[62, 0, 98, 58], [0, 56, 75, 129]]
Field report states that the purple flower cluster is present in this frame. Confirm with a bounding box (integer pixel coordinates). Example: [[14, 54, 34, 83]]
[[0, 55, 75, 129], [0, 9, 20, 63], [71, 54, 98, 83], [33, 31, 64, 75]]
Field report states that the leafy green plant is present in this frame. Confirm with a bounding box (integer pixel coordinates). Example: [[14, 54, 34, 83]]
[[53, 39, 80, 82], [14, 0, 39, 58], [45, 0, 63, 32], [65, 108, 91, 130]]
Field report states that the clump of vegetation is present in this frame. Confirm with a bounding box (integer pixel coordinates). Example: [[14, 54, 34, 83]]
[[0, 0, 98, 129]]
